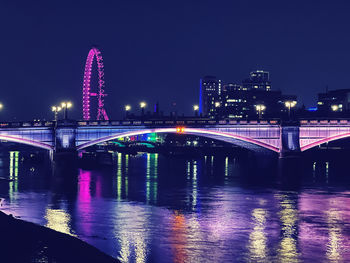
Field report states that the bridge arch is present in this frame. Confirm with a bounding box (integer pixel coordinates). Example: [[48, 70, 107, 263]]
[[0, 134, 53, 151], [301, 132, 350, 152], [76, 128, 279, 153]]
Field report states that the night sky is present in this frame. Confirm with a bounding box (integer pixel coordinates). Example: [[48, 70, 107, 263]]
[[1, 0, 350, 120]]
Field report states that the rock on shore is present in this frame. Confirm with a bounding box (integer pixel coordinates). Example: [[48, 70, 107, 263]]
[[0, 211, 120, 263]]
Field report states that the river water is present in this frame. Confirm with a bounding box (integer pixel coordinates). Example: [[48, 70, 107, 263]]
[[1, 151, 350, 262]]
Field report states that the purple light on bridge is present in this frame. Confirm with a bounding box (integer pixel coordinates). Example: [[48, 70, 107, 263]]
[[0, 134, 53, 151], [184, 128, 280, 152], [82, 47, 109, 121], [300, 132, 350, 152], [77, 127, 280, 152]]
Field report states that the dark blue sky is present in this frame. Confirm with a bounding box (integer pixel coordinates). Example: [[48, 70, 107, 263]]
[[1, 0, 350, 120]]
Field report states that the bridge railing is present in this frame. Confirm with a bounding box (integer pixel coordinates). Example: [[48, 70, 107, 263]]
[[300, 119, 350, 125], [76, 119, 280, 127], [0, 119, 281, 128], [0, 121, 55, 128], [3, 119, 350, 128]]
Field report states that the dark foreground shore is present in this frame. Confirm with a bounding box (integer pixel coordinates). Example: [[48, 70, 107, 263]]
[[0, 211, 119, 263]]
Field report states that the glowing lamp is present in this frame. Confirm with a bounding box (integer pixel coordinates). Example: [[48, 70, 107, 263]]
[[285, 100, 297, 119], [331, 105, 339, 111], [285, 101, 297, 108], [176, 127, 185, 133], [255, 104, 266, 111]]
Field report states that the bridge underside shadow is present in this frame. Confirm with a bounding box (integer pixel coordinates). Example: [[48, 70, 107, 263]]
[[77, 128, 279, 155], [183, 132, 277, 154], [301, 132, 350, 152]]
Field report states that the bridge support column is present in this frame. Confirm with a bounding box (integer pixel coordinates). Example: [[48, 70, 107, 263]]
[[279, 124, 301, 158], [53, 121, 78, 162]]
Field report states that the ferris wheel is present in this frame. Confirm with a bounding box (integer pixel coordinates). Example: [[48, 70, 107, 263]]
[[82, 47, 109, 120]]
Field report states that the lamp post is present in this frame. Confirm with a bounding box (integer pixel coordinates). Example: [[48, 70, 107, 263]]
[[255, 104, 266, 119], [331, 104, 339, 112], [0, 103, 3, 120], [193, 105, 199, 116], [51, 106, 62, 121], [285, 101, 297, 119], [61, 101, 72, 120], [125, 105, 131, 118], [140, 101, 147, 116]]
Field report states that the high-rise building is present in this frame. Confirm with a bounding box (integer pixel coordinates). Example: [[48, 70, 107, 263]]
[[317, 89, 350, 113], [199, 76, 221, 118], [242, 70, 271, 91], [218, 83, 251, 119], [200, 71, 297, 119]]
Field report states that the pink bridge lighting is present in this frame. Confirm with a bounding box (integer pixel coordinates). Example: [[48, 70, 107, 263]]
[[76, 128, 280, 152], [0, 134, 53, 151], [300, 132, 350, 152], [82, 47, 109, 121]]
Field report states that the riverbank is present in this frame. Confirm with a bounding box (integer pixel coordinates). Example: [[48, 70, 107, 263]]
[[0, 211, 119, 263]]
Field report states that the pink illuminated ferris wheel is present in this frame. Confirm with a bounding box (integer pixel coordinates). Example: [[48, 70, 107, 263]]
[[82, 47, 109, 120]]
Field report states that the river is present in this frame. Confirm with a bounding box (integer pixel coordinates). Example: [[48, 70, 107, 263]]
[[1, 151, 350, 262]]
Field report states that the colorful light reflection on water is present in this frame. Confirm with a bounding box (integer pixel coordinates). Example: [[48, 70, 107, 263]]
[[1, 152, 350, 262]]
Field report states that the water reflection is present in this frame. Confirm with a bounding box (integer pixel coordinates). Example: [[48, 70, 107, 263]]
[[9, 151, 19, 201], [277, 194, 299, 262], [224, 156, 229, 184], [2, 152, 350, 262], [248, 207, 269, 261], [77, 170, 93, 236], [117, 153, 122, 200], [125, 154, 129, 198], [145, 153, 158, 204], [171, 212, 187, 263], [191, 161, 197, 210], [299, 191, 350, 262], [326, 205, 342, 262], [114, 204, 150, 263], [45, 206, 75, 236]]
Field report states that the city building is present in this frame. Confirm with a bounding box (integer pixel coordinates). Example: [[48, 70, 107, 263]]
[[199, 71, 297, 119], [217, 83, 251, 119], [242, 70, 271, 91], [317, 89, 350, 114], [199, 76, 221, 117]]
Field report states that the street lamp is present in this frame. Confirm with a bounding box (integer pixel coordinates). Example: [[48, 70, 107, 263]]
[[331, 104, 339, 112], [61, 101, 73, 120], [125, 104, 131, 118], [0, 103, 3, 111], [51, 106, 62, 121], [193, 105, 199, 116], [255, 104, 266, 119], [285, 100, 297, 119], [140, 101, 147, 115]]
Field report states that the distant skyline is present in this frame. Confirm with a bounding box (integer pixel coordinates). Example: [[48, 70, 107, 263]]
[[1, 0, 350, 120]]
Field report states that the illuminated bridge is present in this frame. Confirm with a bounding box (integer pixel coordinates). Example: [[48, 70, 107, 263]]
[[1, 119, 350, 157]]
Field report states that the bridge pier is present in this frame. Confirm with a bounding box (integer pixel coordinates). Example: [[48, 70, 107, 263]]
[[279, 123, 301, 158], [53, 121, 78, 162]]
